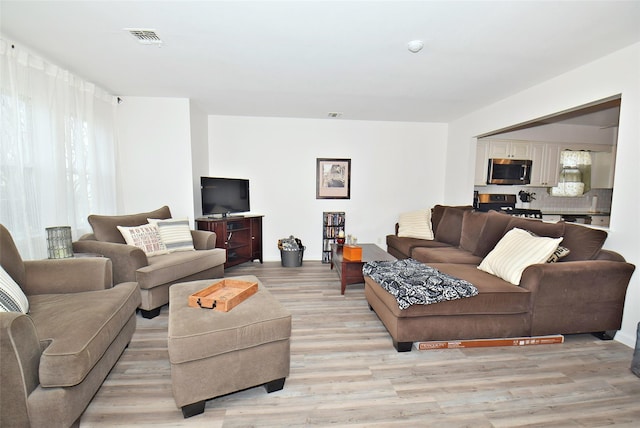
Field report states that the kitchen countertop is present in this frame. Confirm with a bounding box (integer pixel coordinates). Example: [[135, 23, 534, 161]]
[[541, 211, 610, 216]]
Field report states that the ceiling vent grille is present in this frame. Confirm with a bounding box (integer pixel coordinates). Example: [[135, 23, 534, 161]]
[[125, 28, 163, 45]]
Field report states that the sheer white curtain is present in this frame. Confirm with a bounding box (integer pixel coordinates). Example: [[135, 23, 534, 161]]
[[1, 39, 118, 259]]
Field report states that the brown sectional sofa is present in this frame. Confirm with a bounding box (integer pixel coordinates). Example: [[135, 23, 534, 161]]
[[1, 224, 141, 427], [73, 206, 226, 318], [367, 206, 636, 351]]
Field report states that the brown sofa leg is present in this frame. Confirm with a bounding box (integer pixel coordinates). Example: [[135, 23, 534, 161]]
[[139, 307, 161, 319], [592, 330, 617, 340], [264, 377, 286, 393], [631, 322, 640, 378], [181, 400, 205, 418], [393, 340, 413, 352]]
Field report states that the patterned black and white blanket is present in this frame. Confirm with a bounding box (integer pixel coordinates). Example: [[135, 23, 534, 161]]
[[362, 259, 478, 310]]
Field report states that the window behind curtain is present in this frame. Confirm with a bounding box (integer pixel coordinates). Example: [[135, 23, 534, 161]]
[[0, 39, 117, 259]]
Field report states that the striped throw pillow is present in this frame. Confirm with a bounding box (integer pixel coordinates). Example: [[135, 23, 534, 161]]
[[0, 266, 29, 313], [478, 228, 563, 285], [523, 229, 571, 263], [397, 209, 434, 240], [150, 218, 195, 252]]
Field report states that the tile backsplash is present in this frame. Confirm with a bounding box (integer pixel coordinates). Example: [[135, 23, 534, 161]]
[[474, 185, 612, 214]]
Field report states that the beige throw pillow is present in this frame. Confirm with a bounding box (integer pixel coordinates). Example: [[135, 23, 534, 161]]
[[397, 209, 434, 240], [117, 224, 168, 256], [478, 228, 563, 285]]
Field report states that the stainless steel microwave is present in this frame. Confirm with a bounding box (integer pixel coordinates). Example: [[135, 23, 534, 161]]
[[487, 158, 532, 185]]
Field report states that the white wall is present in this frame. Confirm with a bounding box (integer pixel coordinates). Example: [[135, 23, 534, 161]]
[[115, 97, 196, 222], [446, 43, 640, 347], [189, 101, 209, 217], [208, 116, 448, 262]]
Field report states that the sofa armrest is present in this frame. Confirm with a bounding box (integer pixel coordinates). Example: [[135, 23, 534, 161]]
[[22, 258, 113, 295], [595, 249, 626, 262], [72, 239, 148, 284], [0, 312, 41, 427], [190, 229, 217, 250], [519, 260, 636, 335]]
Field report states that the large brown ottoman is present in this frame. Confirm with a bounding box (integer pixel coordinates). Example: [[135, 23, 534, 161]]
[[168, 275, 291, 418]]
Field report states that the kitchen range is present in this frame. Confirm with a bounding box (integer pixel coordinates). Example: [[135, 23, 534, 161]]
[[473, 192, 608, 225], [474, 193, 543, 218]]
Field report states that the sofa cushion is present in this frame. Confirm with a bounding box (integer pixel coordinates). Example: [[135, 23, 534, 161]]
[[459, 210, 488, 254], [116, 224, 168, 256], [386, 234, 450, 259], [478, 228, 563, 285], [89, 206, 172, 243], [27, 282, 140, 387], [431, 205, 473, 236], [0, 265, 29, 313], [411, 247, 483, 265], [560, 222, 608, 261], [397, 209, 434, 240], [367, 263, 531, 317], [135, 248, 226, 290], [434, 207, 467, 246], [504, 216, 565, 239], [472, 210, 514, 258]]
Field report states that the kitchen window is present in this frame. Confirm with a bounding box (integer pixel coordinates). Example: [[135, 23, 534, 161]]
[[549, 150, 592, 197]]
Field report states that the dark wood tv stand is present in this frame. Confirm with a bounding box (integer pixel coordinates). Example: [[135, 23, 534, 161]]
[[196, 215, 263, 268]]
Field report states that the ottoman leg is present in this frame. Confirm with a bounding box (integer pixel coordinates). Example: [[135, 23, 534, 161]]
[[264, 377, 286, 393], [181, 400, 206, 418]]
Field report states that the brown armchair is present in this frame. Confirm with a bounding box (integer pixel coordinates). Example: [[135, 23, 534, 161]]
[[72, 206, 226, 318], [1, 224, 140, 427]]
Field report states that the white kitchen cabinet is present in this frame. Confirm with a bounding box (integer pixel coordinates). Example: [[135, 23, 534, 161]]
[[590, 151, 615, 188], [474, 140, 489, 185], [529, 142, 561, 187], [487, 139, 531, 159]]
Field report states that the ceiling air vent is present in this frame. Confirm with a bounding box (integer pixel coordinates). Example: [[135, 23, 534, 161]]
[[125, 28, 163, 45]]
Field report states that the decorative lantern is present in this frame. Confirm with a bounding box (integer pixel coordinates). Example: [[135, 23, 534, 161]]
[[46, 226, 73, 259]]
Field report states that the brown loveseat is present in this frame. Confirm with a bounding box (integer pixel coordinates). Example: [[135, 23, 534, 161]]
[[73, 206, 226, 318], [1, 224, 140, 427], [367, 206, 636, 351]]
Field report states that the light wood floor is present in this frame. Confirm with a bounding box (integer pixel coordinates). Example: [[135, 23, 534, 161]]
[[81, 261, 640, 427]]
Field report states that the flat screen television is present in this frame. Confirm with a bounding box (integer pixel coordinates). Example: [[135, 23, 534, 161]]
[[201, 177, 250, 216]]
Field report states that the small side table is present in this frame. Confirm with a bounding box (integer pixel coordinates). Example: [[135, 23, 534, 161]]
[[331, 243, 396, 295]]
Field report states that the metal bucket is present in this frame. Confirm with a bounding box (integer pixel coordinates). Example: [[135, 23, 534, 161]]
[[280, 247, 305, 267]]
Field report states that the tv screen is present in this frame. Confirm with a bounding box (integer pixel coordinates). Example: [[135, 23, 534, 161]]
[[201, 177, 250, 216]]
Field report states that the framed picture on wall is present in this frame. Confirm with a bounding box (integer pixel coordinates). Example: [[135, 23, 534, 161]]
[[316, 158, 351, 199]]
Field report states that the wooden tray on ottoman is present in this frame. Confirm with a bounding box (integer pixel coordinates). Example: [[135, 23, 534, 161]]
[[188, 279, 258, 312]]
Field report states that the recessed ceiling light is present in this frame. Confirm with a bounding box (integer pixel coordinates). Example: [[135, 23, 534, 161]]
[[407, 40, 424, 53]]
